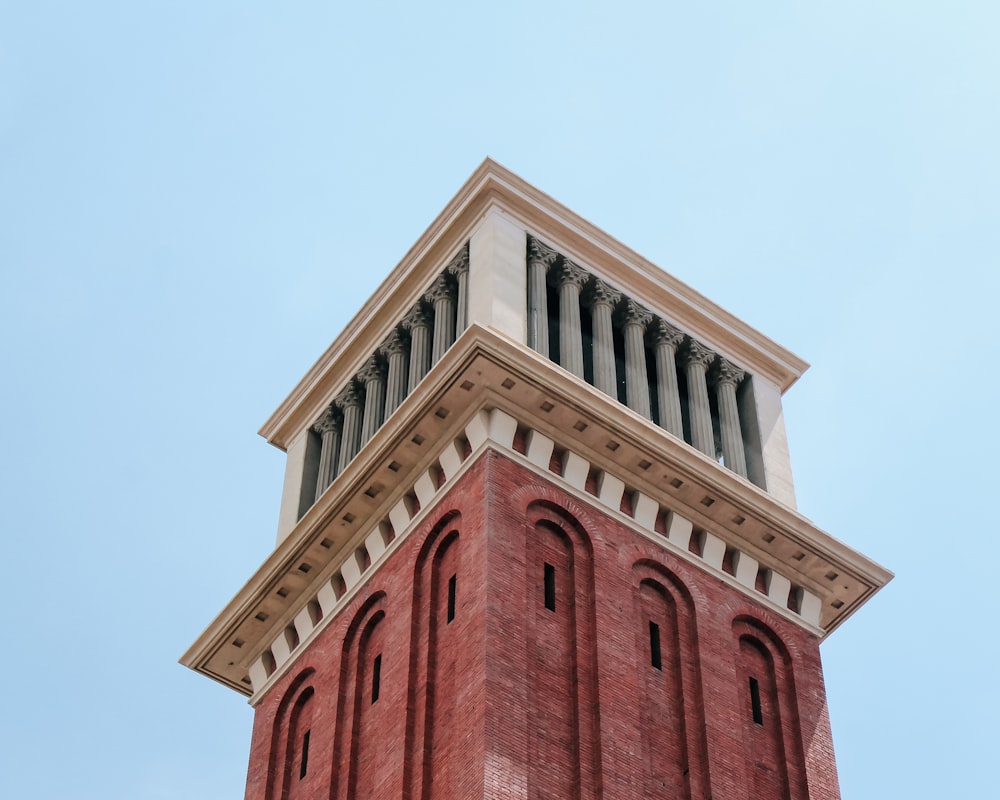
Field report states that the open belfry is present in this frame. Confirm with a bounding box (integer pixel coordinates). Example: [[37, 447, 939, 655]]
[[182, 159, 891, 799]]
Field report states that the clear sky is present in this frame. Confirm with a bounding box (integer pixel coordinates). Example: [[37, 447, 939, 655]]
[[2, 2, 997, 798]]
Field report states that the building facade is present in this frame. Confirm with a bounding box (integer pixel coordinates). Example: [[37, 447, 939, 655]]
[[182, 160, 891, 799]]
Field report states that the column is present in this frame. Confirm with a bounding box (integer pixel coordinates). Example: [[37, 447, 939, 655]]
[[649, 319, 685, 437], [550, 258, 589, 379], [402, 303, 432, 393], [358, 355, 387, 445], [681, 339, 716, 457], [584, 279, 621, 397], [312, 405, 341, 498], [616, 298, 653, 419], [380, 327, 409, 418], [447, 245, 470, 334], [426, 274, 456, 365], [711, 358, 749, 478], [527, 237, 559, 356], [335, 380, 364, 474]]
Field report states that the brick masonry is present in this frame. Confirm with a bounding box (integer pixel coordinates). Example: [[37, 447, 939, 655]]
[[243, 449, 840, 800]]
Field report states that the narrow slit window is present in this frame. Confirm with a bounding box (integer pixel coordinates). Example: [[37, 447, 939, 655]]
[[749, 676, 763, 725], [371, 654, 382, 704], [447, 573, 457, 623], [299, 730, 310, 779], [649, 621, 662, 670], [543, 562, 556, 611]]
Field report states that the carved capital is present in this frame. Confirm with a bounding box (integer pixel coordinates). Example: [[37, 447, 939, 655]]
[[648, 319, 686, 349], [445, 245, 469, 277], [357, 354, 387, 385], [401, 302, 432, 330], [710, 357, 746, 388], [549, 258, 590, 289], [312, 405, 341, 436], [335, 380, 364, 409], [584, 279, 622, 310], [681, 339, 716, 369], [424, 274, 456, 305], [378, 327, 409, 358], [527, 236, 561, 271], [615, 298, 653, 329]]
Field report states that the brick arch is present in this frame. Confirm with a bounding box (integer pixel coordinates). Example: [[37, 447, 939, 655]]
[[264, 668, 316, 800], [731, 615, 808, 800], [330, 592, 387, 800], [631, 560, 709, 800], [404, 511, 464, 800], [513, 491, 603, 800]]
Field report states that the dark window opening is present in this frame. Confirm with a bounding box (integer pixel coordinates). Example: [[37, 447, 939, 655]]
[[749, 676, 763, 725], [447, 573, 457, 623], [371, 654, 382, 704], [299, 729, 311, 779], [543, 563, 556, 611], [649, 621, 662, 670]]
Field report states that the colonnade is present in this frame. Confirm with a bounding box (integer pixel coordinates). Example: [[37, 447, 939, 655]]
[[527, 236, 751, 480], [309, 247, 469, 505]]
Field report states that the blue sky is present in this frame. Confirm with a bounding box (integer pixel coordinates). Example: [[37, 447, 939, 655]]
[[2, 2, 997, 797]]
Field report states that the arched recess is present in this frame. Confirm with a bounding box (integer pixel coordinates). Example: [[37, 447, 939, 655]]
[[632, 560, 709, 800], [403, 510, 463, 800], [732, 616, 808, 800], [264, 668, 316, 800], [330, 592, 388, 800], [523, 499, 603, 800]]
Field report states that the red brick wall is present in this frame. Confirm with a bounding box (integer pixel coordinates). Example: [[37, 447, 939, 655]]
[[243, 450, 841, 800]]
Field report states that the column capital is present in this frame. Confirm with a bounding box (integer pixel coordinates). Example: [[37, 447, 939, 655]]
[[378, 327, 409, 358], [424, 273, 456, 304], [335, 380, 364, 409], [549, 258, 590, 289], [681, 339, 716, 369], [710, 357, 746, 387], [312, 405, 341, 435], [648, 318, 685, 349], [527, 236, 561, 270], [357, 354, 387, 385], [615, 297, 653, 329], [401, 302, 432, 330], [445, 245, 469, 277], [584, 279, 622, 309]]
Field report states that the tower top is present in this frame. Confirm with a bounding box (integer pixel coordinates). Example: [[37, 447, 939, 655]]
[[182, 159, 890, 699]]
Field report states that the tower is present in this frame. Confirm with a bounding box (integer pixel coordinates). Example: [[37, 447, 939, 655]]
[[182, 160, 891, 800]]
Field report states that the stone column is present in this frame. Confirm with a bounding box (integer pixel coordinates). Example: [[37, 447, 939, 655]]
[[585, 279, 621, 397], [380, 327, 409, 418], [711, 358, 749, 478], [426, 274, 456, 366], [402, 303, 432, 393], [616, 299, 653, 419], [681, 340, 717, 458], [527, 237, 559, 356], [550, 259, 589, 379], [312, 405, 341, 499], [335, 380, 365, 474], [649, 319, 685, 438], [358, 355, 387, 446], [447, 245, 470, 334]]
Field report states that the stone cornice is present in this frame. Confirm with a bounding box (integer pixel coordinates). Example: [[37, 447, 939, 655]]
[[258, 159, 808, 452], [189, 326, 887, 697]]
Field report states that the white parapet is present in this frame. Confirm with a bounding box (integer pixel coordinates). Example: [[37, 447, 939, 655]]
[[468, 207, 528, 343], [276, 427, 311, 544]]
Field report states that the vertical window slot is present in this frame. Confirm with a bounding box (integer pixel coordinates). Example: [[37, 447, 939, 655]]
[[371, 654, 382, 704], [649, 621, 662, 670], [299, 730, 310, 779], [749, 676, 763, 725], [543, 562, 556, 611], [447, 573, 457, 623]]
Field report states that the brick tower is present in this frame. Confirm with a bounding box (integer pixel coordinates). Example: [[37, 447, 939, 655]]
[[182, 160, 891, 800]]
